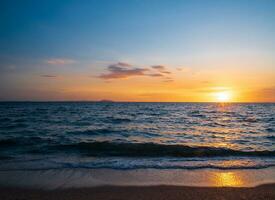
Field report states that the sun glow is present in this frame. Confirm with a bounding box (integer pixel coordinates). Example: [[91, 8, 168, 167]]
[[212, 172, 244, 187], [215, 91, 232, 102]]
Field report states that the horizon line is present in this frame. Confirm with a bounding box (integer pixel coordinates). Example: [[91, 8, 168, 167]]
[[0, 100, 274, 104]]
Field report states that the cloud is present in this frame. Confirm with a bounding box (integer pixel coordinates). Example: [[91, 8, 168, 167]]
[[116, 62, 132, 67], [176, 67, 191, 73], [147, 73, 164, 77], [40, 75, 57, 78], [151, 65, 166, 70], [151, 65, 171, 74], [161, 76, 174, 82], [160, 71, 171, 74], [98, 62, 149, 80], [98, 62, 174, 81], [46, 58, 75, 65]]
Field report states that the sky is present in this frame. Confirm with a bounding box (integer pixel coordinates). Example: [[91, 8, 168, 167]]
[[0, 0, 274, 102]]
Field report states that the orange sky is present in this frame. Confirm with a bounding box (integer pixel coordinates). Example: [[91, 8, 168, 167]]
[[1, 1, 274, 102], [2, 59, 273, 102]]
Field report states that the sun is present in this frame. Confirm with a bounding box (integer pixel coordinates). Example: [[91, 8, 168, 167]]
[[215, 91, 231, 102]]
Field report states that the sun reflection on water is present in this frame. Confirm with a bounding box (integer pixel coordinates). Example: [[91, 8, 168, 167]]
[[212, 172, 244, 187]]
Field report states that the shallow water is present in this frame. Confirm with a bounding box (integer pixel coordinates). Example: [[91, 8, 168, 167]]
[[0, 102, 274, 170]]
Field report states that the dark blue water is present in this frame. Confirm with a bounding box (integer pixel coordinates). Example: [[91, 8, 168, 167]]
[[0, 102, 274, 170]]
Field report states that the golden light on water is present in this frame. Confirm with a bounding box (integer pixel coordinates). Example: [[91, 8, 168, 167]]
[[212, 172, 244, 187]]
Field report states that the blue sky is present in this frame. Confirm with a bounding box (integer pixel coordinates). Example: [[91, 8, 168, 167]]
[[0, 0, 274, 101]]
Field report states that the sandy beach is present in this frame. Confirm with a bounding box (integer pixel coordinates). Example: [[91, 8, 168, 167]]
[[0, 184, 274, 200], [1, 168, 274, 199]]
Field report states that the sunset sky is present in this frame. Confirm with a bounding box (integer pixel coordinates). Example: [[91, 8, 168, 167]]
[[0, 0, 274, 102]]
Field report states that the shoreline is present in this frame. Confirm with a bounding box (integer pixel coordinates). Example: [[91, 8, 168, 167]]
[[1, 166, 274, 199], [1, 167, 275, 189], [0, 184, 275, 200]]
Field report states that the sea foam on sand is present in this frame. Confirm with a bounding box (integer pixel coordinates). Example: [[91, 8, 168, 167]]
[[0, 167, 275, 189]]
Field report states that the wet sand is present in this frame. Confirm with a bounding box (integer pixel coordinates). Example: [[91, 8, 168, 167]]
[[1, 168, 275, 188], [0, 184, 274, 200], [1, 168, 274, 199]]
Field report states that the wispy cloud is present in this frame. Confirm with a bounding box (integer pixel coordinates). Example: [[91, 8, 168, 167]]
[[176, 67, 191, 73], [147, 73, 164, 77], [46, 58, 75, 65], [40, 75, 57, 78], [98, 62, 149, 79], [116, 62, 132, 67], [163, 78, 174, 83], [98, 62, 174, 81], [151, 65, 171, 74]]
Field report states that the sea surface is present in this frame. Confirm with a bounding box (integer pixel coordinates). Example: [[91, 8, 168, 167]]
[[0, 102, 274, 171]]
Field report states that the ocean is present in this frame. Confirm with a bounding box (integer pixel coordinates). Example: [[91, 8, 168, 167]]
[[0, 102, 274, 171]]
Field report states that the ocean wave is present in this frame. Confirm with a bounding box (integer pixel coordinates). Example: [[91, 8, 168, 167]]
[[0, 117, 12, 122], [54, 141, 275, 157], [266, 135, 275, 140], [0, 123, 28, 129], [266, 128, 274, 132], [0, 139, 18, 147], [105, 117, 132, 123], [1, 157, 275, 171], [0, 137, 54, 148], [0, 155, 13, 160], [66, 129, 123, 136], [61, 163, 275, 170]]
